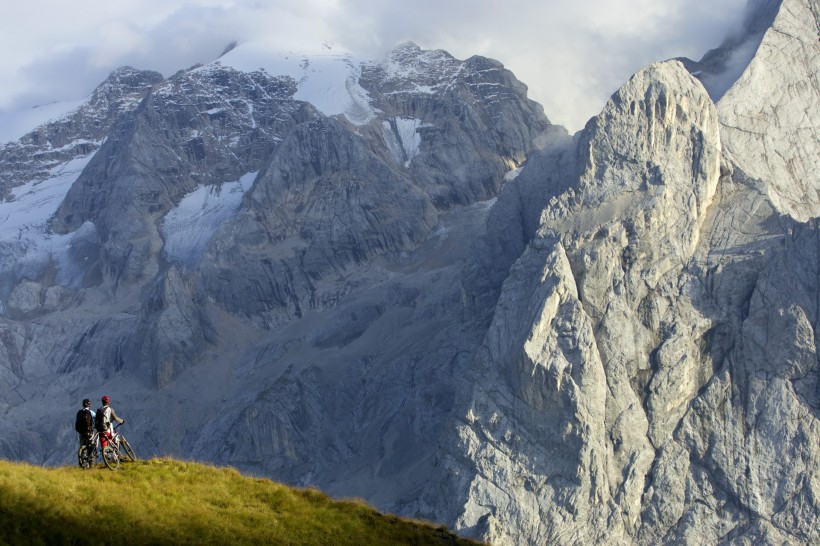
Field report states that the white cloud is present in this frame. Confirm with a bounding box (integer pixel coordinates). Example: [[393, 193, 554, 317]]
[[0, 0, 749, 131]]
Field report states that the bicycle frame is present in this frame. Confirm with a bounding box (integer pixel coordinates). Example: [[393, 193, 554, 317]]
[[100, 423, 136, 469], [79, 423, 134, 470]]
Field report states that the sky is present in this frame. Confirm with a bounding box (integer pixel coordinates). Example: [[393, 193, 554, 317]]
[[0, 0, 750, 132]]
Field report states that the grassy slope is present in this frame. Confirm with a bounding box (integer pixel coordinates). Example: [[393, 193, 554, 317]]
[[0, 458, 480, 546]]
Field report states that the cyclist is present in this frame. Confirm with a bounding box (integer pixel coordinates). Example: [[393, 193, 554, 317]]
[[74, 399, 95, 450], [96, 395, 125, 448]]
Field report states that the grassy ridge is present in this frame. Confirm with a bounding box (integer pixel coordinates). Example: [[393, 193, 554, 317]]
[[0, 458, 480, 546]]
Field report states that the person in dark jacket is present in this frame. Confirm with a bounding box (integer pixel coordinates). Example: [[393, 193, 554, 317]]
[[75, 399, 95, 450]]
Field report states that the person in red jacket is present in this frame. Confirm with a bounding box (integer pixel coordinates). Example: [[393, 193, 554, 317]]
[[96, 395, 125, 448]]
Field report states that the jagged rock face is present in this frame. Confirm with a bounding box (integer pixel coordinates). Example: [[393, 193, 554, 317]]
[[458, 130, 578, 326], [197, 116, 438, 325], [419, 1, 820, 544], [49, 64, 305, 284], [0, 68, 161, 303], [708, 0, 819, 221], [0, 67, 162, 199], [639, 221, 820, 545], [360, 43, 556, 208], [420, 60, 723, 544]]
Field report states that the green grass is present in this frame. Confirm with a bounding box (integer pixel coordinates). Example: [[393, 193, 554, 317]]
[[0, 457, 481, 546]]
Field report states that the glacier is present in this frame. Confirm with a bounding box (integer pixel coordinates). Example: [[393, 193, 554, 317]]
[[161, 171, 257, 268]]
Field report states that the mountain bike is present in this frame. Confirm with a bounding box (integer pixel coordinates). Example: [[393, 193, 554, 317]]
[[77, 432, 99, 469], [100, 424, 137, 470]]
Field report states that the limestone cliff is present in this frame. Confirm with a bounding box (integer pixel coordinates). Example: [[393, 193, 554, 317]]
[[715, 0, 820, 221], [419, 0, 819, 543]]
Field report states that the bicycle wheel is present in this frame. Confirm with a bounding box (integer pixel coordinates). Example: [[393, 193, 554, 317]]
[[77, 445, 93, 469], [119, 437, 136, 462], [102, 445, 120, 470]]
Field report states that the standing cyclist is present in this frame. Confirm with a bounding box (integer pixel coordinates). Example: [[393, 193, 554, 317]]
[[74, 399, 95, 450], [96, 395, 125, 448]]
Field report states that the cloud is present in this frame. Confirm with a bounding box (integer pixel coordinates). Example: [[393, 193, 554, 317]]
[[0, 0, 748, 131], [331, 0, 749, 129]]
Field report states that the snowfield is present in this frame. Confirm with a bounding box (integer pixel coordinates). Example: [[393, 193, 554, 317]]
[[0, 99, 87, 145], [161, 171, 257, 268], [0, 152, 97, 286], [216, 42, 377, 125]]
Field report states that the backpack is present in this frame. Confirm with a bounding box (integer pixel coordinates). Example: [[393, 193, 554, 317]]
[[95, 406, 110, 432], [75, 408, 92, 434]]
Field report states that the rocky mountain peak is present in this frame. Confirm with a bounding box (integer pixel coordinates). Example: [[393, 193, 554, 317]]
[[418, 57, 723, 545], [0, 66, 162, 200], [572, 60, 718, 211], [412, 1, 819, 544], [91, 65, 163, 104]]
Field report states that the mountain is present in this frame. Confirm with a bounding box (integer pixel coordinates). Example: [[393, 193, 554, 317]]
[[0, 0, 818, 544], [0, 38, 555, 525], [417, 0, 819, 543]]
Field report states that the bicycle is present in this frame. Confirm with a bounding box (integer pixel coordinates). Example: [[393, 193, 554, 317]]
[[99, 423, 137, 470], [77, 432, 98, 469]]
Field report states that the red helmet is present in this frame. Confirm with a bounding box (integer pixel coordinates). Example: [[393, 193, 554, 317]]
[[102, 395, 111, 405]]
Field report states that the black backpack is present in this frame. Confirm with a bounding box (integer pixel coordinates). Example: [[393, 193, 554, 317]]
[[74, 408, 92, 434], [95, 407, 109, 432]]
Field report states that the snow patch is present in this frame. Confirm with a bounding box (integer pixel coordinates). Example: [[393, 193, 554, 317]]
[[215, 42, 376, 125], [0, 152, 97, 287], [0, 98, 87, 145], [382, 117, 429, 167], [161, 171, 257, 268], [1, 153, 95, 237], [504, 167, 523, 181]]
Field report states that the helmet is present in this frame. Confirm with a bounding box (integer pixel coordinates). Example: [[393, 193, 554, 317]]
[[102, 395, 111, 405]]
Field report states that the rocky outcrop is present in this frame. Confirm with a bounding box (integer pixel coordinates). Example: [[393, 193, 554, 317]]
[[418, 1, 820, 543], [360, 43, 558, 208], [458, 130, 577, 326], [6, 281, 74, 319], [0, 67, 162, 199], [421, 59, 725, 545], [49, 64, 305, 285], [196, 115, 438, 326], [692, 0, 820, 221]]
